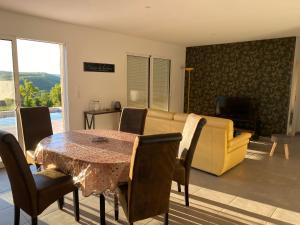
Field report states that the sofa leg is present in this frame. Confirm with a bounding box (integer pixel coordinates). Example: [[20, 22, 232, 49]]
[[14, 205, 20, 225], [177, 182, 181, 192], [185, 184, 189, 207]]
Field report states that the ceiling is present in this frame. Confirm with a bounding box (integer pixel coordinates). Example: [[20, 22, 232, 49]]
[[0, 0, 300, 46]]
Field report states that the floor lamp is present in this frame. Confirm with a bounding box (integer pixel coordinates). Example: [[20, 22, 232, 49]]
[[185, 67, 194, 113]]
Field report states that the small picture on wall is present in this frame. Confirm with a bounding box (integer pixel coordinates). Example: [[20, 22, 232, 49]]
[[84, 62, 115, 72]]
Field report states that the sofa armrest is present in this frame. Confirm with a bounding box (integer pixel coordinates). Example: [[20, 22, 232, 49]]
[[228, 132, 252, 152]]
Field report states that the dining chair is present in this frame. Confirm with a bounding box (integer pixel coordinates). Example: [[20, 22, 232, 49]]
[[173, 114, 206, 206], [19, 106, 53, 169], [115, 133, 182, 225], [119, 107, 147, 134], [0, 130, 80, 225]]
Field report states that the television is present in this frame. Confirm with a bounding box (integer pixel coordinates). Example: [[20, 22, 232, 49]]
[[215, 96, 253, 120]]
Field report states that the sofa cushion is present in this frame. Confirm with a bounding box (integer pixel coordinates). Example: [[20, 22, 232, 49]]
[[147, 109, 174, 120], [173, 113, 188, 122]]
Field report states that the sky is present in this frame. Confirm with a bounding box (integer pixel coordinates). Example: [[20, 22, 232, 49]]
[[0, 39, 61, 75]]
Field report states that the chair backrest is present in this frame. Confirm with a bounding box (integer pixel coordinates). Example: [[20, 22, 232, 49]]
[[0, 130, 37, 214], [178, 114, 206, 168], [20, 107, 53, 151], [127, 133, 182, 223], [119, 107, 147, 135]]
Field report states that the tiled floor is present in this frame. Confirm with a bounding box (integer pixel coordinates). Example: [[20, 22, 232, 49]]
[[1, 136, 300, 225]]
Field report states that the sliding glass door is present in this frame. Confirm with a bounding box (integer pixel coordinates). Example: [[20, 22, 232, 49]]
[[17, 39, 64, 133], [0, 37, 65, 136]]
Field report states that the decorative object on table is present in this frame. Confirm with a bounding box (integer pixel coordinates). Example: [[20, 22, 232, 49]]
[[83, 62, 115, 72], [84, 109, 122, 129], [113, 101, 121, 110], [185, 67, 194, 113], [270, 134, 293, 159], [91, 137, 108, 143], [89, 100, 101, 111]]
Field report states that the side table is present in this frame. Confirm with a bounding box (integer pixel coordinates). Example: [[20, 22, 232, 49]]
[[84, 109, 122, 129], [269, 134, 293, 160]]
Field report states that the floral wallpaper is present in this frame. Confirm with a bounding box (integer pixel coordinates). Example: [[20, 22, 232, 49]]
[[185, 37, 296, 136]]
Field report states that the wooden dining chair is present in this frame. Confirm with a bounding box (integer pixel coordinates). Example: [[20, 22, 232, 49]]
[[119, 107, 147, 134], [173, 114, 206, 206], [19, 107, 53, 169], [115, 133, 182, 225], [0, 130, 80, 225]]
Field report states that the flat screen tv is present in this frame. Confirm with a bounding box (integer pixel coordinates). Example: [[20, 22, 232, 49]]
[[215, 96, 253, 119]]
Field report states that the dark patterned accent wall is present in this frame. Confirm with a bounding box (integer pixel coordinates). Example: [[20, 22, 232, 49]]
[[185, 37, 296, 136]]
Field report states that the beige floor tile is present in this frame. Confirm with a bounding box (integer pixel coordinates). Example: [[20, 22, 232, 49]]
[[269, 208, 300, 225], [192, 187, 236, 205], [218, 209, 267, 225], [228, 197, 276, 217]]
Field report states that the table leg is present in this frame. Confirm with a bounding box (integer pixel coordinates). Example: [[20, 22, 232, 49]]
[[114, 193, 119, 221], [284, 144, 289, 160], [270, 142, 277, 156], [99, 194, 105, 225], [92, 115, 95, 129]]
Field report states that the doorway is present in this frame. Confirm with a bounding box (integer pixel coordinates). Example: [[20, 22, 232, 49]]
[[0, 37, 65, 141]]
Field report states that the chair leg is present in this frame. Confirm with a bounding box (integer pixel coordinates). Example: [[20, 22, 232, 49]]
[[31, 217, 37, 225], [114, 193, 119, 221], [184, 184, 189, 207], [14, 205, 20, 225], [57, 197, 64, 209], [164, 212, 169, 225], [177, 182, 181, 192], [35, 164, 41, 171], [99, 194, 105, 225], [73, 189, 80, 221]]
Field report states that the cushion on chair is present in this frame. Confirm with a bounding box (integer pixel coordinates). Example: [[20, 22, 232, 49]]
[[33, 168, 76, 213]]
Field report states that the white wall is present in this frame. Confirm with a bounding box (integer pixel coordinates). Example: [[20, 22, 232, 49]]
[[0, 9, 186, 130]]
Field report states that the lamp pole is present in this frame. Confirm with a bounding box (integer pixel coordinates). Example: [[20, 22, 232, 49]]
[[185, 67, 194, 113]]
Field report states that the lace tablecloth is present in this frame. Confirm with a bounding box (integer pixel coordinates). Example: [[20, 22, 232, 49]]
[[35, 129, 137, 196]]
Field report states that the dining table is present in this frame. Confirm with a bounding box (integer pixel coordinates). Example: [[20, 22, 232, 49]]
[[35, 129, 137, 225]]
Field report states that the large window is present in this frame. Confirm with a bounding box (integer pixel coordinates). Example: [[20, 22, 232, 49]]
[[127, 55, 170, 111]]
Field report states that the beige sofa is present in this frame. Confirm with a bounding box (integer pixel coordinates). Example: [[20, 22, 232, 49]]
[[144, 109, 252, 176]]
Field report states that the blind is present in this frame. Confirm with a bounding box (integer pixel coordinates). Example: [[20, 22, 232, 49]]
[[151, 58, 170, 111], [127, 55, 149, 108]]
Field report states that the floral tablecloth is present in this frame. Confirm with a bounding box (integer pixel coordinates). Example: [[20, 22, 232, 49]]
[[35, 129, 137, 196]]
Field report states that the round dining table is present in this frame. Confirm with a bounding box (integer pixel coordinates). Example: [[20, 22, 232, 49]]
[[35, 129, 137, 224]]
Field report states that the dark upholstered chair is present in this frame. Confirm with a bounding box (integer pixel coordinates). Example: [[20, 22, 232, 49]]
[[20, 107, 53, 167], [0, 130, 79, 225], [119, 107, 147, 134], [173, 114, 206, 206], [116, 133, 182, 225]]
